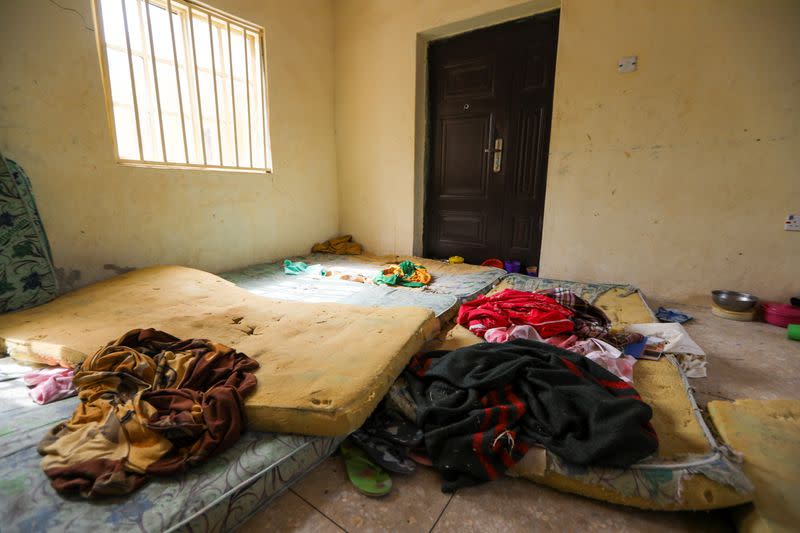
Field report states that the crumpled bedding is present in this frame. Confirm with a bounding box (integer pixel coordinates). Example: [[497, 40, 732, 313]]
[[375, 260, 432, 287], [458, 289, 575, 338], [405, 339, 659, 491], [38, 329, 259, 499], [467, 288, 641, 382], [311, 234, 363, 255], [537, 287, 611, 339]]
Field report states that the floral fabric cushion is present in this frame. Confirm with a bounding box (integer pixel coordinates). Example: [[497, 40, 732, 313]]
[[0, 152, 58, 313]]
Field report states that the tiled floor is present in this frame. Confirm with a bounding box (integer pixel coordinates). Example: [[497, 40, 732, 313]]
[[240, 303, 800, 532]]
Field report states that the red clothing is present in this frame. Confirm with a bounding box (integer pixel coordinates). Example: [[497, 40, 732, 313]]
[[458, 289, 574, 338]]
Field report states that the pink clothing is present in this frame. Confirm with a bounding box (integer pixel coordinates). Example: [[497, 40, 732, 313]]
[[571, 338, 636, 383], [23, 367, 76, 404], [545, 334, 579, 349], [485, 325, 543, 343], [482, 322, 637, 383]]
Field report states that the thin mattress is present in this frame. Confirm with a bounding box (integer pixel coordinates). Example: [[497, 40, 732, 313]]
[[0, 265, 437, 436], [0, 358, 339, 533], [220, 253, 505, 321], [429, 275, 753, 510], [0, 264, 442, 532], [708, 399, 800, 532]]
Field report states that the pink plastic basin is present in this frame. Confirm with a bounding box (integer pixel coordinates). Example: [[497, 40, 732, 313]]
[[762, 302, 800, 328]]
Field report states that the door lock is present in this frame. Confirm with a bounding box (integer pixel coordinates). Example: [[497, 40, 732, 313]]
[[484, 138, 503, 172]]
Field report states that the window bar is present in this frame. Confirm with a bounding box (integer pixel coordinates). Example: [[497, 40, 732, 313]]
[[243, 32, 252, 167], [120, 0, 144, 160], [207, 16, 223, 164], [166, 0, 189, 163], [242, 32, 253, 167], [187, 5, 207, 165], [144, 0, 167, 162], [226, 21, 239, 167], [259, 32, 268, 169]]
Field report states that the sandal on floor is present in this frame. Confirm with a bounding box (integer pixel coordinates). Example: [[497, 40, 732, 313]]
[[350, 430, 416, 474], [364, 410, 423, 448], [340, 441, 392, 497]]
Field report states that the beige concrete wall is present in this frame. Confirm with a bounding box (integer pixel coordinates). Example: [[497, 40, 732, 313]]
[[0, 0, 338, 290], [334, 0, 800, 302], [334, 0, 559, 257], [542, 0, 800, 303]]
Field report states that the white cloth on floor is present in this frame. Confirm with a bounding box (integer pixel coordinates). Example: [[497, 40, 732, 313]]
[[676, 353, 708, 378], [624, 322, 705, 356]]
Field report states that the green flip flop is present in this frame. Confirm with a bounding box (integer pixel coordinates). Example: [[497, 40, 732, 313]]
[[340, 441, 392, 497]]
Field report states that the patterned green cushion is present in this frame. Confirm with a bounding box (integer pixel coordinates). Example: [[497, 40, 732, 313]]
[[0, 152, 58, 313]]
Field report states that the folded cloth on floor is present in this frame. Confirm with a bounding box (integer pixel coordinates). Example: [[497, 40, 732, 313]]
[[405, 339, 658, 491], [311, 234, 363, 255], [625, 322, 705, 356], [374, 260, 431, 287], [23, 367, 76, 404], [537, 288, 611, 339], [38, 328, 259, 499], [457, 289, 574, 338]]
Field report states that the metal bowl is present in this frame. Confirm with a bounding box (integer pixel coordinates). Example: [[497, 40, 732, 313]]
[[712, 290, 759, 312]]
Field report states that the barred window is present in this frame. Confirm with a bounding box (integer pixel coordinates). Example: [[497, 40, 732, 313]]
[[93, 0, 272, 172]]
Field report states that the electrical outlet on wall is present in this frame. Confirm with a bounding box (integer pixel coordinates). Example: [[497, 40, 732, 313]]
[[618, 56, 637, 73], [785, 214, 800, 231]]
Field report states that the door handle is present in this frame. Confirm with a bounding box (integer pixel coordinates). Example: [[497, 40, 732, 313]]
[[484, 138, 503, 173]]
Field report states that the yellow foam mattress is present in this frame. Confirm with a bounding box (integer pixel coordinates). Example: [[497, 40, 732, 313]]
[[709, 399, 800, 532], [425, 282, 752, 510], [0, 266, 437, 436]]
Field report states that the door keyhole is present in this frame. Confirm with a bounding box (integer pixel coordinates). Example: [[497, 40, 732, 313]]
[[463, 103, 470, 111]]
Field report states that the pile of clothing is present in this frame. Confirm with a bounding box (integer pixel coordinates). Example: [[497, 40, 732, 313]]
[[337, 286, 662, 494], [374, 260, 432, 287], [38, 329, 259, 499], [311, 234, 363, 255], [349, 339, 658, 493], [458, 288, 639, 382]]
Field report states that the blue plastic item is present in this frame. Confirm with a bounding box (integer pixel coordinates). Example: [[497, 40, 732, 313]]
[[656, 307, 693, 324]]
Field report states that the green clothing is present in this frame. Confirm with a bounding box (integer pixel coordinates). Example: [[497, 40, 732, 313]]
[[374, 260, 429, 288], [283, 259, 309, 275]]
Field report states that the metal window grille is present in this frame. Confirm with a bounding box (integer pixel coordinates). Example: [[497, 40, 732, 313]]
[[92, 0, 272, 172]]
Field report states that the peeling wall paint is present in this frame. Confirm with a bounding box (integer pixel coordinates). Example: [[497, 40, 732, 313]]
[[0, 0, 339, 289]]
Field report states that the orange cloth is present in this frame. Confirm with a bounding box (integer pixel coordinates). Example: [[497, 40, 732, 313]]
[[376, 261, 432, 287], [311, 235, 363, 255]]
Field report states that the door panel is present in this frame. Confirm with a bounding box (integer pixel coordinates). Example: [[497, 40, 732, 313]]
[[512, 105, 547, 198], [438, 211, 488, 247], [439, 115, 492, 199], [425, 11, 559, 268], [443, 58, 496, 100]]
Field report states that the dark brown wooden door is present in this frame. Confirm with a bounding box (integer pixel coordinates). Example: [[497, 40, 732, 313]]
[[424, 12, 559, 269]]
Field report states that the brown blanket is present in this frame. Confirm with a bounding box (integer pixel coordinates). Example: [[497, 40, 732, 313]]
[[310, 234, 363, 255], [39, 329, 259, 498]]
